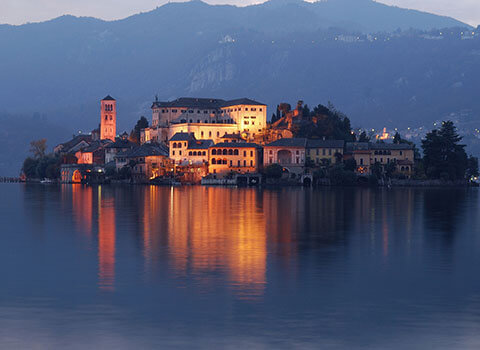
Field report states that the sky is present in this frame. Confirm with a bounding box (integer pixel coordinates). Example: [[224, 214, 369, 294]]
[[1, 0, 479, 26]]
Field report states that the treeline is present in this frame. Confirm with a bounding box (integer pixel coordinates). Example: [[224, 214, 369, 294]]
[[22, 139, 61, 180]]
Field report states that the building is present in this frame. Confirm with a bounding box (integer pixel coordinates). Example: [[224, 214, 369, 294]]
[[104, 138, 136, 164], [264, 138, 307, 174], [208, 142, 263, 176], [117, 143, 170, 181], [306, 139, 345, 165], [143, 97, 267, 144], [168, 132, 213, 165], [75, 140, 112, 165], [345, 142, 415, 176], [100, 95, 117, 141], [54, 134, 92, 155]]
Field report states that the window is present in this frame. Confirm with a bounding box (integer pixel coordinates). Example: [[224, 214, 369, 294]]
[[269, 158, 273, 164], [201, 131, 204, 138], [203, 151, 206, 156], [251, 108, 256, 111], [228, 149, 233, 155], [329, 149, 332, 156], [212, 159, 216, 165], [322, 149, 326, 156], [252, 122, 255, 125], [243, 160, 246, 167], [172, 151, 175, 156], [296, 157, 299, 164], [173, 142, 177, 148], [260, 108, 263, 111], [296, 150, 299, 155], [181, 110, 186, 113], [269, 150, 273, 155], [244, 121, 249, 125], [189, 119, 193, 123], [217, 132, 220, 137], [400, 151, 403, 156], [234, 149, 239, 155], [245, 108, 249, 111], [179, 151, 182, 156], [212, 149, 217, 155], [250, 151, 253, 157], [197, 120, 200, 123], [209, 131, 212, 137], [360, 158, 364, 165], [188, 110, 194, 113], [172, 109, 177, 113], [238, 160, 241, 166], [250, 160, 253, 166], [189, 151, 192, 156], [204, 110, 208, 114], [230, 160, 232, 166], [161, 109, 165, 113], [243, 151, 246, 157]]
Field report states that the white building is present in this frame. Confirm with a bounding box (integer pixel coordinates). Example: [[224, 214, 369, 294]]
[[142, 97, 267, 144]]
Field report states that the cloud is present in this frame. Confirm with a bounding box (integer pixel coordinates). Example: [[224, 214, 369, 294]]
[[0, 0, 478, 26]]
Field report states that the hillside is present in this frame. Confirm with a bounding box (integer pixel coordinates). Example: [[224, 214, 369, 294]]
[[0, 0, 477, 175]]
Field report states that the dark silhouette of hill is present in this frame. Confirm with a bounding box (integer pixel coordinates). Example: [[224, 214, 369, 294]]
[[0, 0, 477, 175]]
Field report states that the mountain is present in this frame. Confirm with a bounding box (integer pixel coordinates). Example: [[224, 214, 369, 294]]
[[0, 0, 477, 175]]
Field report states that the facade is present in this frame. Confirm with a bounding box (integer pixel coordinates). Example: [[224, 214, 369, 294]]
[[345, 142, 415, 176], [54, 134, 92, 155], [168, 132, 213, 165], [264, 138, 307, 174], [306, 139, 345, 165], [104, 139, 135, 164], [208, 142, 263, 175], [119, 143, 170, 181], [75, 140, 111, 165], [100, 95, 116, 141], [144, 97, 267, 144]]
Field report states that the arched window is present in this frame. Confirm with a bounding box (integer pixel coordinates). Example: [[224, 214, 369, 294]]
[[234, 149, 239, 155], [193, 151, 197, 156], [212, 149, 217, 155], [223, 159, 227, 164], [173, 142, 177, 148], [202, 151, 206, 156], [189, 151, 192, 156], [228, 149, 233, 155], [223, 149, 228, 155], [212, 159, 216, 164]]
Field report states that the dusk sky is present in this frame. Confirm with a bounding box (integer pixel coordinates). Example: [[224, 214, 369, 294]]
[[1, 0, 479, 26]]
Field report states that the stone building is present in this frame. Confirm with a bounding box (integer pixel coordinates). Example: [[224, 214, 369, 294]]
[[208, 142, 263, 176], [143, 97, 267, 144]]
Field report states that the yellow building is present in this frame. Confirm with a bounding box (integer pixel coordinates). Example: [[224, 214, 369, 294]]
[[208, 142, 263, 175], [169, 132, 213, 165], [345, 142, 415, 176], [306, 139, 345, 165], [144, 97, 267, 144]]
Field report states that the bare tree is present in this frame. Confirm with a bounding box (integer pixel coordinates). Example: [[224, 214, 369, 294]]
[[30, 139, 47, 159]]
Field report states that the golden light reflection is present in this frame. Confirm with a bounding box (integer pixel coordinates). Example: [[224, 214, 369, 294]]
[[71, 184, 93, 236], [97, 187, 116, 291], [167, 187, 267, 299]]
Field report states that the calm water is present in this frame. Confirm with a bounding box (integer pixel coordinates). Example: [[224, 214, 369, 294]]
[[1, 184, 480, 349]]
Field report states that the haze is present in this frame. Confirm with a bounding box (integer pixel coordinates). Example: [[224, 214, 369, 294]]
[[1, 0, 479, 26]]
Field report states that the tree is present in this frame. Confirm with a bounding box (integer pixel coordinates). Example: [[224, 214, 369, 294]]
[[393, 132, 402, 144], [422, 121, 468, 180], [466, 156, 479, 179], [265, 164, 283, 179], [371, 162, 383, 179], [344, 158, 357, 172], [129, 116, 149, 144], [358, 131, 370, 142], [22, 157, 38, 178], [30, 139, 47, 159]]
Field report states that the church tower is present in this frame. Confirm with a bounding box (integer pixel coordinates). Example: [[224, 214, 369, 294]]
[[100, 95, 116, 141]]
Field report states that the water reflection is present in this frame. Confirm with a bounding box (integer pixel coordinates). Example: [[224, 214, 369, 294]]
[[97, 186, 116, 291]]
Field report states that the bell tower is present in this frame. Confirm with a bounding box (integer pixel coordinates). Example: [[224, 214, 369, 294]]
[[100, 95, 116, 141]]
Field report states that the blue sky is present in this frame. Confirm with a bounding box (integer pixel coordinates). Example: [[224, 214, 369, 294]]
[[1, 0, 478, 26]]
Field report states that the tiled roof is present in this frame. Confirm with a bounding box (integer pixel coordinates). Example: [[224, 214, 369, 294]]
[[188, 140, 214, 150], [306, 139, 345, 148], [152, 97, 266, 109], [58, 134, 92, 151], [265, 138, 307, 147], [105, 139, 135, 149], [169, 132, 196, 142], [370, 143, 414, 150], [122, 144, 168, 158], [211, 142, 262, 148], [221, 98, 266, 107], [80, 140, 111, 153]]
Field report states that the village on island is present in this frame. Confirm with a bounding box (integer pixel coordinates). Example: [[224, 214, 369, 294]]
[[20, 95, 478, 187]]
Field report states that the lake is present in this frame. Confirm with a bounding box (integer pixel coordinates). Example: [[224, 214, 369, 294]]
[[1, 184, 480, 349]]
